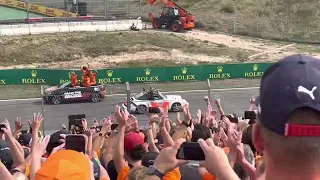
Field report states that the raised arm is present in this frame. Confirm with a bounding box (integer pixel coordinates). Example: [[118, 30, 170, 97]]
[[249, 96, 256, 111], [2, 120, 24, 168], [113, 105, 129, 173], [214, 98, 225, 117]]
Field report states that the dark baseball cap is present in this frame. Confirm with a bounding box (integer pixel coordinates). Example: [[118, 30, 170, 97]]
[[256, 54, 320, 136], [18, 133, 32, 146]]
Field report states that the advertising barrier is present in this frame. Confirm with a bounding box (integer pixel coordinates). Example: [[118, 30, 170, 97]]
[[0, 0, 77, 17], [0, 63, 273, 85]]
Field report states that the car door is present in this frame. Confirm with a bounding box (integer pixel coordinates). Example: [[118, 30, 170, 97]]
[[152, 94, 167, 108], [63, 86, 82, 100]]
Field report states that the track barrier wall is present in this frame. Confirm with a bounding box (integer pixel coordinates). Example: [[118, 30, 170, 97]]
[[0, 63, 272, 85], [0, 20, 143, 35]]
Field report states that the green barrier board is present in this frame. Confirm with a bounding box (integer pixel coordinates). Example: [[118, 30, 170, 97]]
[[0, 63, 273, 85]]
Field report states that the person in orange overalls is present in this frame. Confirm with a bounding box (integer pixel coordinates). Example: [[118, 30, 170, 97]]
[[80, 65, 89, 77], [88, 70, 97, 86], [82, 75, 90, 87], [80, 64, 93, 87], [70, 72, 79, 87]]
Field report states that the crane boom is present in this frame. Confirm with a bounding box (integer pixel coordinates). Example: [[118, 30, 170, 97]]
[[147, 0, 191, 17]]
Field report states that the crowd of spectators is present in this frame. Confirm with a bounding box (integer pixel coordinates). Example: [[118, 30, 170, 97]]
[[0, 54, 319, 180]]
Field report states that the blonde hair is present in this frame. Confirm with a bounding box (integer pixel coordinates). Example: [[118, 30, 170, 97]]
[[127, 166, 148, 180], [13, 172, 28, 180]]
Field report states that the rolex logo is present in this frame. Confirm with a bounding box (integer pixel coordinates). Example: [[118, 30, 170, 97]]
[[31, 70, 37, 78], [145, 68, 151, 76], [181, 67, 188, 74], [253, 64, 259, 71], [107, 70, 113, 77], [217, 66, 223, 73]]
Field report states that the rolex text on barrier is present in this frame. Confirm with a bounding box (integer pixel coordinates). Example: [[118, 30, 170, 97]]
[[0, 63, 272, 85]]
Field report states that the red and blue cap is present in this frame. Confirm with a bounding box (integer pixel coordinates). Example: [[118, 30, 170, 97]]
[[256, 54, 320, 136]]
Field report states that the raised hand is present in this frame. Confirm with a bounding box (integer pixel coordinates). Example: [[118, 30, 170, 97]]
[[84, 128, 94, 137], [183, 104, 192, 123], [28, 113, 43, 132], [227, 128, 242, 149], [198, 138, 236, 179], [14, 117, 23, 131], [214, 98, 221, 106], [114, 105, 129, 126], [221, 115, 231, 126], [33, 135, 50, 156], [92, 118, 99, 127], [154, 139, 188, 174], [1, 120, 12, 137], [149, 114, 159, 125], [196, 109, 202, 123], [249, 96, 256, 105], [81, 118, 88, 130], [101, 118, 112, 133]]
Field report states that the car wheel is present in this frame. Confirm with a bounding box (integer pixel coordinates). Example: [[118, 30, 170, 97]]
[[137, 105, 147, 114], [91, 93, 101, 103], [171, 103, 181, 112], [51, 96, 61, 105]]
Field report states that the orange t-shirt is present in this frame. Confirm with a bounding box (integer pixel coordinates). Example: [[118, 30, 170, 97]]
[[82, 76, 90, 87], [255, 155, 263, 166], [25, 163, 30, 178], [117, 166, 181, 180], [203, 172, 215, 180], [89, 72, 97, 82]]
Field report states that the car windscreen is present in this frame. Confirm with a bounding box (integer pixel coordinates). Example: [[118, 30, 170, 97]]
[[158, 92, 166, 99], [59, 81, 71, 89], [134, 92, 150, 100]]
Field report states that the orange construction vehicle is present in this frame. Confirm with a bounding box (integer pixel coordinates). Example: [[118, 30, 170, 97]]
[[147, 0, 195, 32]]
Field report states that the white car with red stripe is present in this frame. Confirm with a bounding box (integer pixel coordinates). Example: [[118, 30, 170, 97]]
[[122, 90, 189, 114]]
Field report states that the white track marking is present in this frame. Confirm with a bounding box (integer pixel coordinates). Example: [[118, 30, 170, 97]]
[[0, 86, 259, 102]]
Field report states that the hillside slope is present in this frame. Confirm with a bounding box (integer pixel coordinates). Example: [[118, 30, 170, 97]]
[[0, 30, 319, 69], [141, 0, 320, 42]]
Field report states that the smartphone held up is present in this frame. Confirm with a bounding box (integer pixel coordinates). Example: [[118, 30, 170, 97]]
[[176, 142, 205, 161], [65, 134, 86, 153]]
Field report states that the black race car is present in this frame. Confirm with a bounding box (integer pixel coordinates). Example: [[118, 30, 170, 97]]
[[43, 82, 106, 105]]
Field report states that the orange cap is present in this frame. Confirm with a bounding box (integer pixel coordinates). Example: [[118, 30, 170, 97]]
[[35, 150, 90, 180]]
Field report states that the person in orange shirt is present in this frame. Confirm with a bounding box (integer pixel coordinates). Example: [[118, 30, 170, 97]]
[[70, 72, 79, 87], [80, 64, 91, 76], [88, 70, 97, 86], [82, 75, 90, 87]]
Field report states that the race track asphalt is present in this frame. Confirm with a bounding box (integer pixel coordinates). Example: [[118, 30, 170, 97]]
[[0, 88, 259, 135]]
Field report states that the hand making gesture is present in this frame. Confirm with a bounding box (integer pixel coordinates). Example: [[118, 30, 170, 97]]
[[114, 105, 129, 127]]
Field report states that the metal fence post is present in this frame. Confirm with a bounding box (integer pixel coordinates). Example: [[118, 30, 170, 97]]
[[40, 85, 45, 135], [26, 0, 31, 35], [126, 82, 131, 112], [104, 0, 107, 19], [207, 79, 211, 100], [67, 2, 70, 32], [138, 0, 141, 15]]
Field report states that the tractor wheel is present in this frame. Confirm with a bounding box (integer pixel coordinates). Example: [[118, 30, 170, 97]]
[[171, 20, 182, 32], [152, 19, 161, 29]]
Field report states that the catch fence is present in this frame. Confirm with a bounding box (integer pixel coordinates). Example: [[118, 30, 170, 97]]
[[0, 79, 260, 135], [0, 0, 141, 20]]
